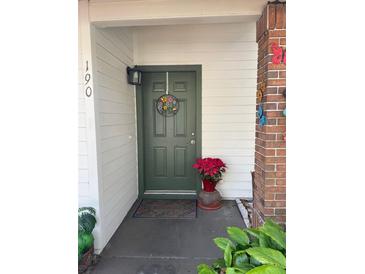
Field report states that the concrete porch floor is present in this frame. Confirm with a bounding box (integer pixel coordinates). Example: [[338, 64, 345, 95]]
[[88, 200, 245, 274]]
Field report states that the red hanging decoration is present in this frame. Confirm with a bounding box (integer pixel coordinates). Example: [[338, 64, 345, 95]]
[[271, 42, 286, 65]]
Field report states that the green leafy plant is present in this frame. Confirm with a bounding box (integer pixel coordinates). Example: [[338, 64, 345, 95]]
[[197, 220, 286, 274], [78, 207, 96, 261]]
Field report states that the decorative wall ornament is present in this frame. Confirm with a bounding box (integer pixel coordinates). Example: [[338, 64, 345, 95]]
[[157, 94, 179, 116], [257, 81, 266, 103], [271, 42, 286, 65], [258, 104, 263, 117], [256, 78, 267, 126], [156, 72, 179, 116], [257, 89, 263, 102], [257, 104, 267, 127]]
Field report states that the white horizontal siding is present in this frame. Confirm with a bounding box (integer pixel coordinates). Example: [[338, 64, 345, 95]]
[[78, 21, 90, 204], [94, 27, 138, 246], [134, 22, 257, 198]]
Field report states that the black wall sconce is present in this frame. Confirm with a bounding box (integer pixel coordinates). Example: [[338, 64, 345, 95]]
[[126, 66, 142, 85]]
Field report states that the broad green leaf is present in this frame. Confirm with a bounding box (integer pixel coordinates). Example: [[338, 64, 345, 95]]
[[232, 259, 254, 272], [227, 226, 250, 246], [79, 213, 96, 234], [259, 220, 286, 250], [250, 256, 262, 267], [224, 243, 232, 267], [246, 247, 286, 269], [212, 258, 225, 269], [246, 265, 286, 274], [250, 238, 260, 247], [237, 263, 255, 272], [226, 267, 250, 274], [246, 228, 270, 248], [265, 219, 284, 232], [258, 234, 270, 248], [197, 264, 217, 274], [236, 242, 250, 248], [267, 237, 285, 252], [246, 228, 261, 239], [233, 251, 249, 267], [213, 237, 235, 251]]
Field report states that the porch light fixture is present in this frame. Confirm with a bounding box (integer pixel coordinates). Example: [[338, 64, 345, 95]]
[[126, 66, 142, 85]]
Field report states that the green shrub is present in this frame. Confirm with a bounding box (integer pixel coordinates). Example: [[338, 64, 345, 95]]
[[197, 220, 286, 274], [78, 207, 96, 261]]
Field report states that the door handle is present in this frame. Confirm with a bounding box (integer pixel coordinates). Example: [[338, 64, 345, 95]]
[[190, 140, 196, 145]]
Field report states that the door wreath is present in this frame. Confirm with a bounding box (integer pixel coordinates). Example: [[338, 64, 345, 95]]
[[156, 94, 179, 116]]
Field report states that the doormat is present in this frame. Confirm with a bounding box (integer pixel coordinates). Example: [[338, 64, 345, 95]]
[[133, 199, 197, 219]]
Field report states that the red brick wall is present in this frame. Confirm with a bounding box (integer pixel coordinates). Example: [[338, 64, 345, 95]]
[[253, 2, 286, 227]]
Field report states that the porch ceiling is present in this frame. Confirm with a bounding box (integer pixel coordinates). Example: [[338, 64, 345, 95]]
[[89, 0, 267, 28], [93, 15, 260, 28]]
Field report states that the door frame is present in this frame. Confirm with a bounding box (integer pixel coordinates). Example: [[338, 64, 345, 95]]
[[135, 65, 202, 199]]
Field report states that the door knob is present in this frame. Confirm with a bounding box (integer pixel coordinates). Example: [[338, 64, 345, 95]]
[[190, 140, 196, 145]]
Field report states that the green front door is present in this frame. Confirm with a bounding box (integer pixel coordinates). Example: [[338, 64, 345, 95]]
[[141, 71, 197, 193]]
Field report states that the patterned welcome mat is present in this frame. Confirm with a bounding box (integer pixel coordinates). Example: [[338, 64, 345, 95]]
[[133, 199, 197, 219]]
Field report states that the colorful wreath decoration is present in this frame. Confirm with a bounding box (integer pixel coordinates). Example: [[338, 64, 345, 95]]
[[156, 94, 179, 116]]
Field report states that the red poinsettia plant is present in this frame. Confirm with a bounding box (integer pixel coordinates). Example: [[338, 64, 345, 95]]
[[193, 157, 227, 184]]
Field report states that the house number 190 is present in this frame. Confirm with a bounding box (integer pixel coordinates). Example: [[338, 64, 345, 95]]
[[85, 61, 92, 97]]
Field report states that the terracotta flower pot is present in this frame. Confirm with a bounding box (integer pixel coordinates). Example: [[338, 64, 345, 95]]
[[78, 245, 94, 273], [198, 180, 222, 210]]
